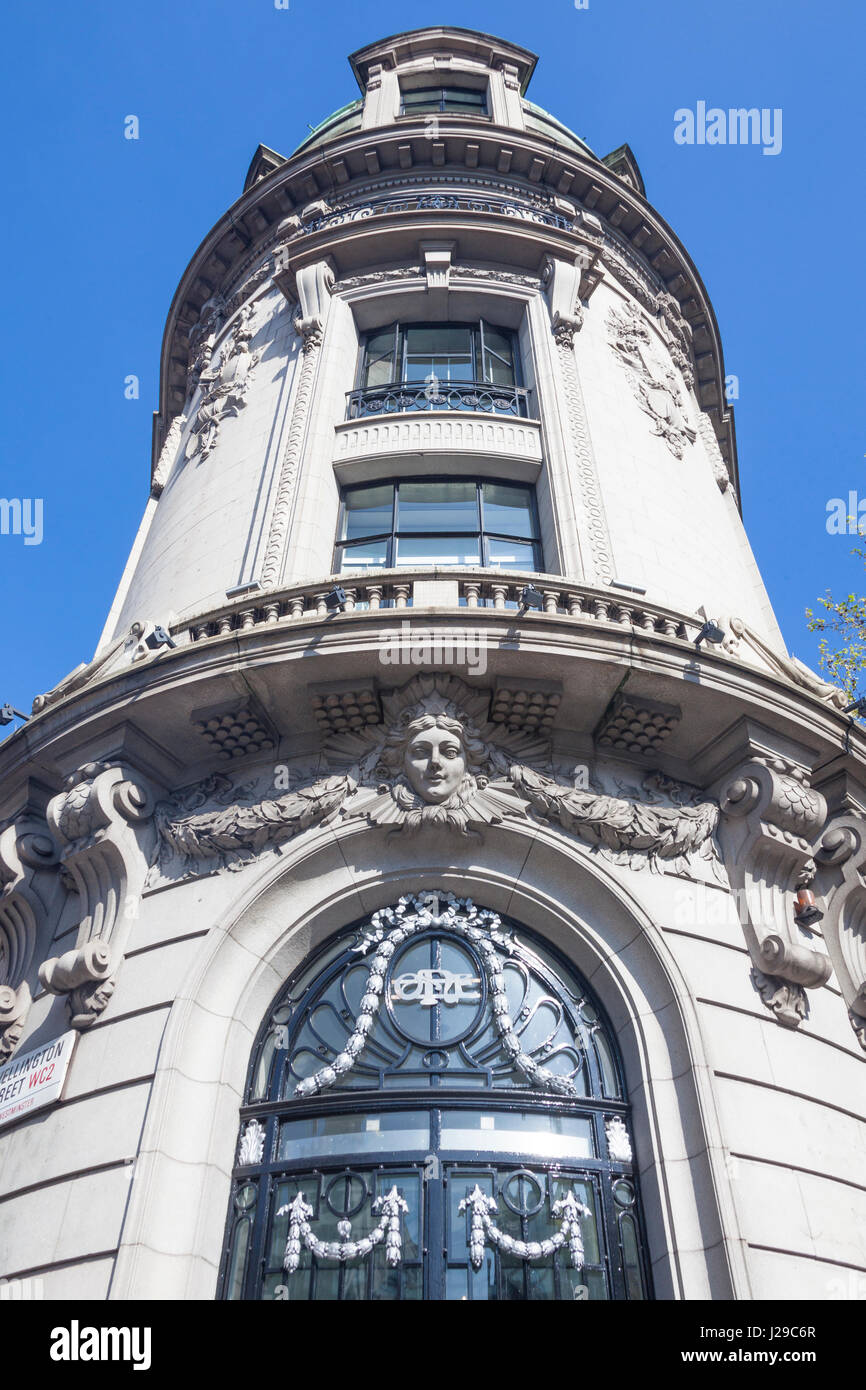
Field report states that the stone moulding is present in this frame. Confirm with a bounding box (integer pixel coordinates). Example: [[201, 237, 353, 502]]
[[259, 258, 335, 589], [148, 673, 722, 884], [40, 762, 157, 1030], [718, 756, 833, 1028]]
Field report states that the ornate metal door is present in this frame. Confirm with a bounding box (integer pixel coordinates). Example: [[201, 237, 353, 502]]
[[221, 895, 651, 1301]]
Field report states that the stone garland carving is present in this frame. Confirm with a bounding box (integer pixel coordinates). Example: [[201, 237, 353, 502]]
[[279, 1188, 409, 1274], [597, 249, 695, 388], [459, 1186, 591, 1272], [292, 893, 580, 1100], [151, 411, 187, 499], [553, 327, 615, 586], [697, 412, 732, 496], [331, 266, 543, 295], [149, 675, 721, 883], [185, 305, 260, 463], [185, 292, 227, 391], [511, 766, 720, 875], [718, 756, 832, 1029], [41, 763, 156, 1030], [607, 301, 696, 460]]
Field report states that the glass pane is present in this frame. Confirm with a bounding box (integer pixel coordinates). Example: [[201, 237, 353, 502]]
[[401, 88, 442, 112], [404, 325, 473, 383], [485, 538, 539, 572], [278, 1111, 429, 1161], [398, 481, 477, 532], [363, 329, 397, 387], [620, 1214, 645, 1299], [338, 540, 389, 572], [593, 1030, 621, 1098], [226, 1216, 251, 1300], [342, 485, 393, 540], [481, 326, 516, 386], [482, 483, 535, 538], [443, 89, 487, 113], [395, 535, 481, 566], [440, 1111, 594, 1159]]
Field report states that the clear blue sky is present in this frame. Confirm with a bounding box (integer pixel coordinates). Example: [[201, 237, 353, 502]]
[[1, 0, 864, 742]]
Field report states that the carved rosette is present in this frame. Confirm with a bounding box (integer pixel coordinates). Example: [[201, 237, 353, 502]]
[[718, 758, 832, 1027], [42, 763, 156, 1029]]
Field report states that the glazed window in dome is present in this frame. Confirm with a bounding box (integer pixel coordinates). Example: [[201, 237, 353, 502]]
[[348, 321, 528, 419], [399, 85, 489, 117], [219, 895, 651, 1301], [334, 477, 542, 574]]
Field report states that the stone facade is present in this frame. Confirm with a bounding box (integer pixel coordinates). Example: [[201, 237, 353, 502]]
[[1, 27, 864, 1302]]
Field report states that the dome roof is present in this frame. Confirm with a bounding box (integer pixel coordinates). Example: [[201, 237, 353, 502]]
[[290, 99, 364, 157]]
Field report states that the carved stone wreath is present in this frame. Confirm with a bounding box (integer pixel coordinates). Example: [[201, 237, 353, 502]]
[[148, 674, 721, 884]]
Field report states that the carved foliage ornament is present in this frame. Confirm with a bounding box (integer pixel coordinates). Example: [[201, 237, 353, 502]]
[[149, 675, 721, 882], [185, 305, 260, 463], [607, 301, 696, 459]]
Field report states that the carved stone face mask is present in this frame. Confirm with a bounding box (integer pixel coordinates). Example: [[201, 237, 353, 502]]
[[403, 727, 466, 804]]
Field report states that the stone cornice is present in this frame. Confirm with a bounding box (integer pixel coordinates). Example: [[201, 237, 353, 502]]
[[2, 574, 863, 795], [151, 118, 738, 496]]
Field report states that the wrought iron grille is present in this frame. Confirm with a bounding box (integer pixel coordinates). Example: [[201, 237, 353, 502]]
[[346, 381, 530, 419], [220, 898, 651, 1301]]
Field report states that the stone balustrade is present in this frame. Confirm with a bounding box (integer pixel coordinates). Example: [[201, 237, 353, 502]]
[[176, 569, 696, 644]]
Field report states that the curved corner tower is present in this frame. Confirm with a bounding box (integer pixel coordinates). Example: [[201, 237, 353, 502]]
[[2, 27, 864, 1304]]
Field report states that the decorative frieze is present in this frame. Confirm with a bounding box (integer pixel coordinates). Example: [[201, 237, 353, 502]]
[[149, 673, 721, 882]]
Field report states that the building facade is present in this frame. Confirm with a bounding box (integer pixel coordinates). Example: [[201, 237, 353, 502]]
[[1, 27, 865, 1302]]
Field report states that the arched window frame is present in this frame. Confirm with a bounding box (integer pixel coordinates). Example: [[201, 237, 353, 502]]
[[219, 901, 652, 1302]]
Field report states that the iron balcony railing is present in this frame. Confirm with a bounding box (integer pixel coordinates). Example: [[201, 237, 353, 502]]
[[346, 381, 530, 420]]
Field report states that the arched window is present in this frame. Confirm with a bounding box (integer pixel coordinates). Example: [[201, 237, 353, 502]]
[[220, 894, 651, 1301]]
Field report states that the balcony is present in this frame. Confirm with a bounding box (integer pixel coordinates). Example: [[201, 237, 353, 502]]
[[179, 569, 695, 643], [346, 381, 530, 420]]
